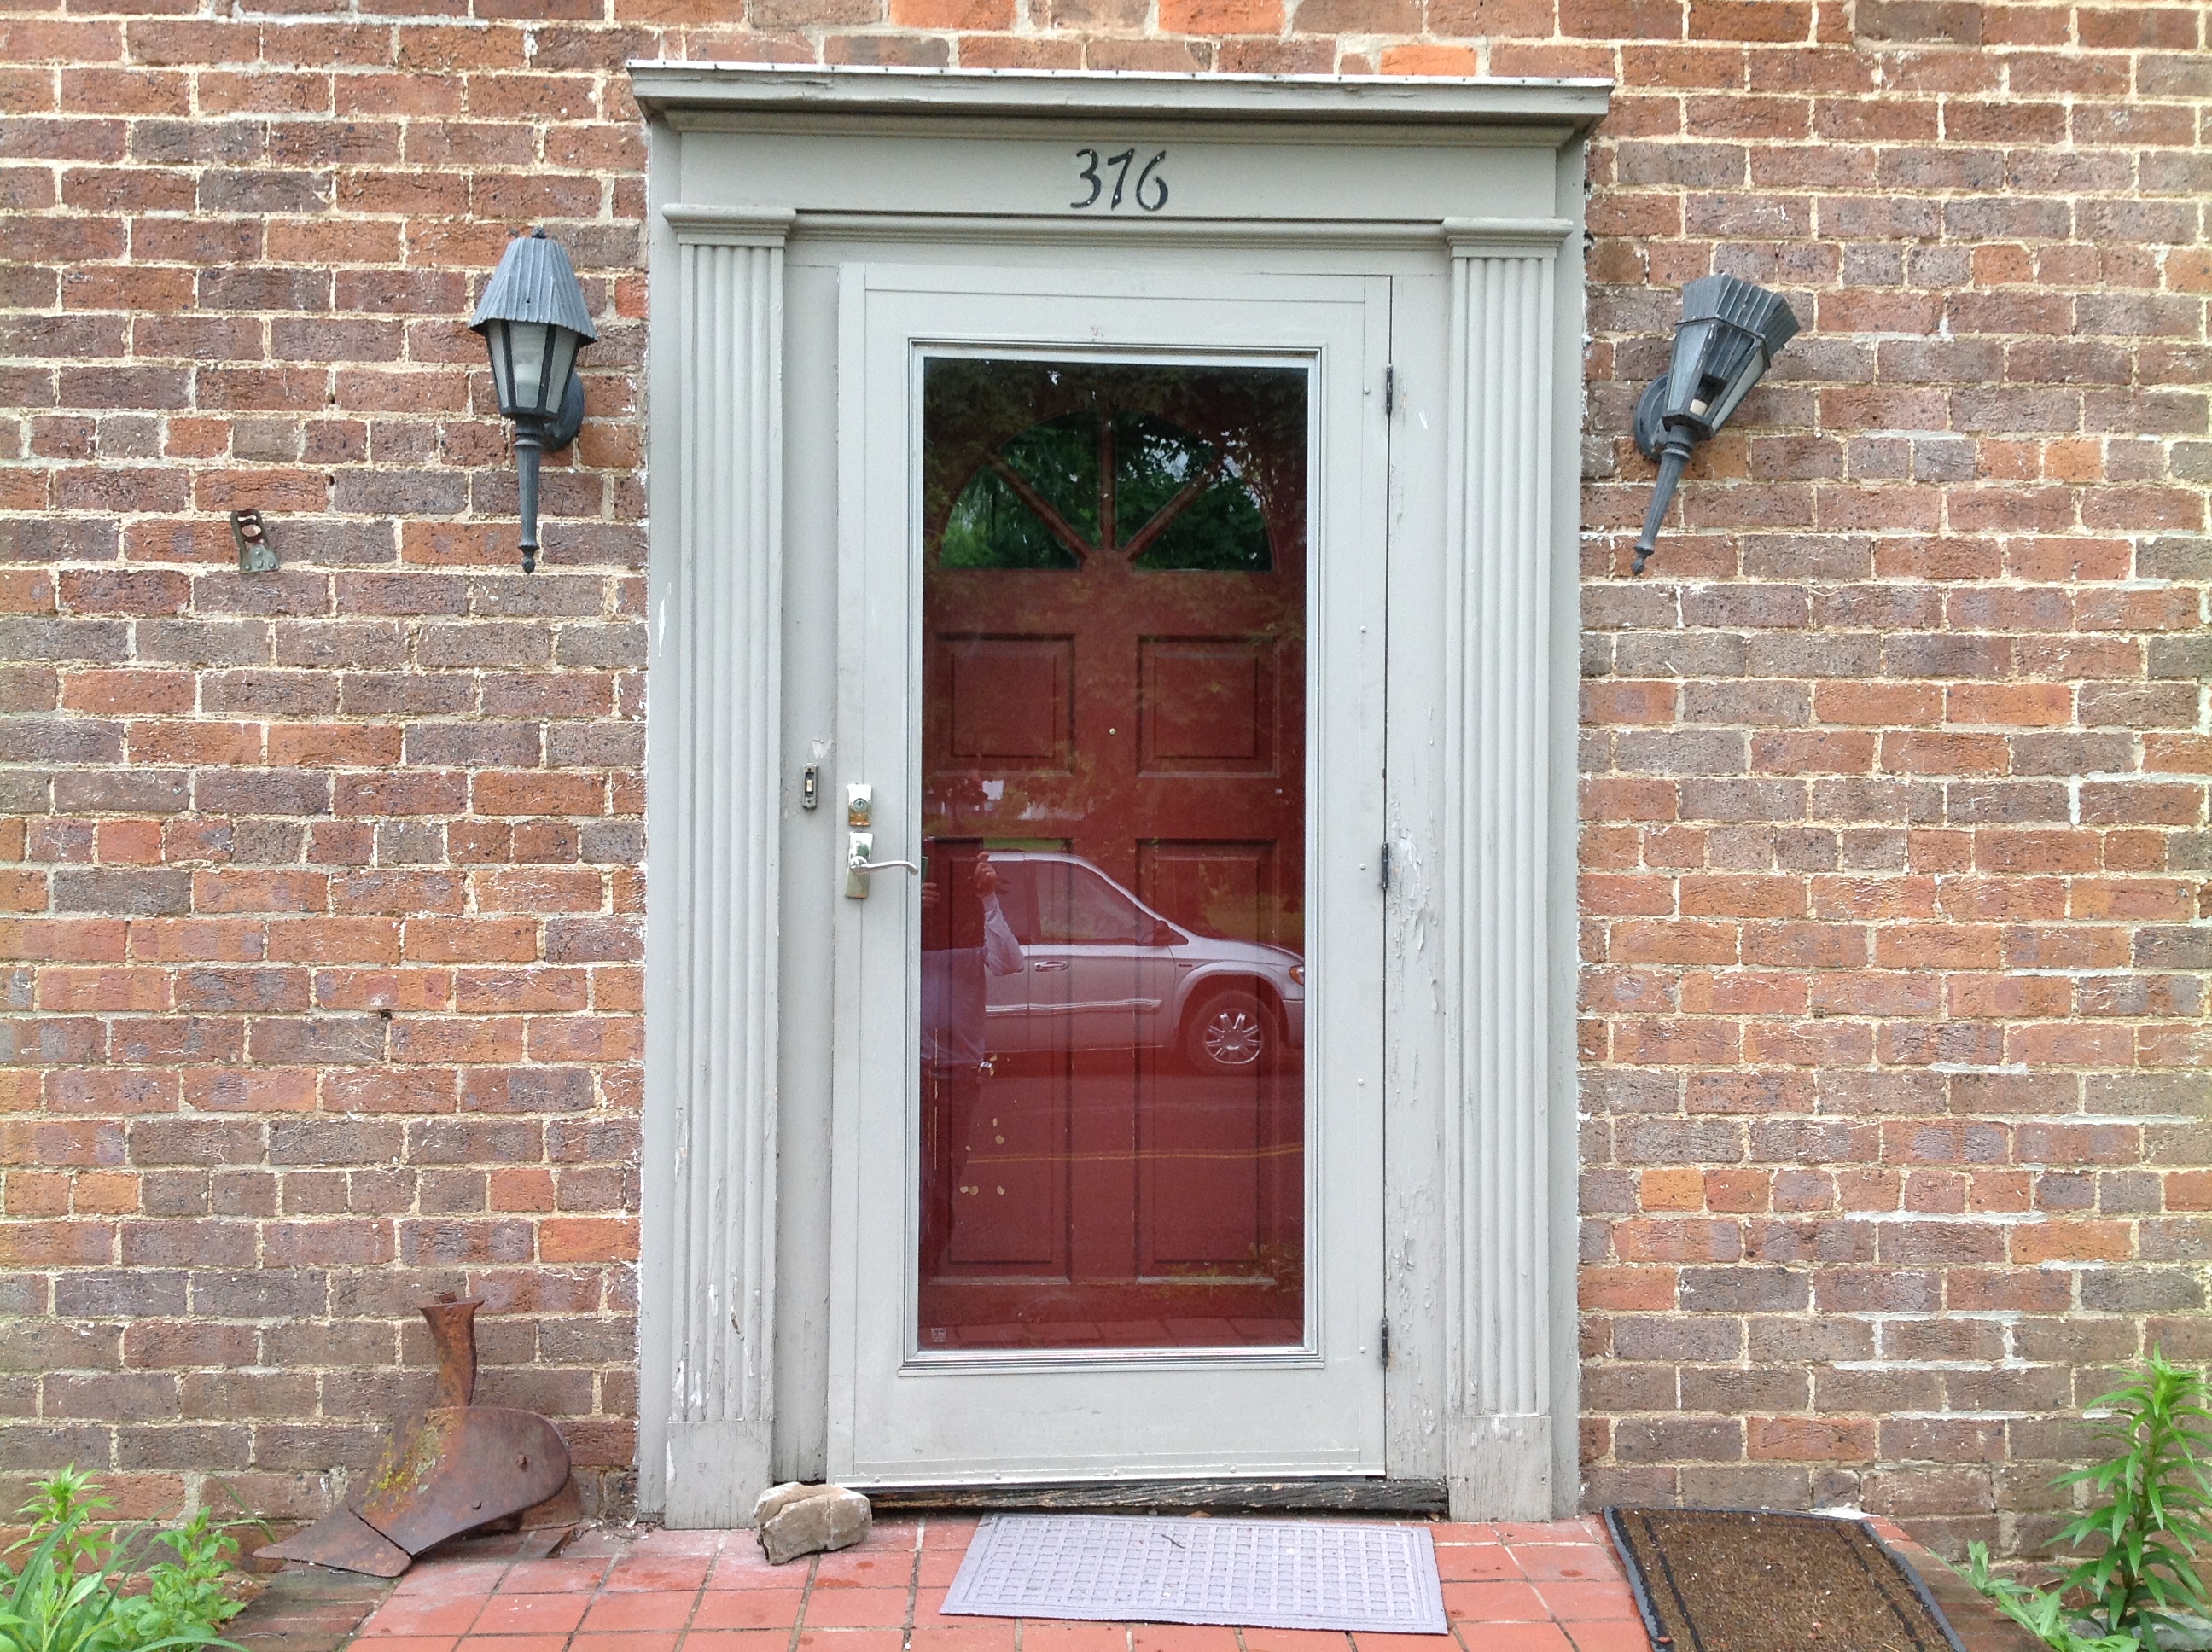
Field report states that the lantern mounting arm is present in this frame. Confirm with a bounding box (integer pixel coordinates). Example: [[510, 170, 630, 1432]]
[[509, 375, 586, 576], [1631, 417, 1694, 579]]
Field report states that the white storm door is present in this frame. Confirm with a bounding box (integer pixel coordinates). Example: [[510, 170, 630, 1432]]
[[830, 263, 1390, 1484]]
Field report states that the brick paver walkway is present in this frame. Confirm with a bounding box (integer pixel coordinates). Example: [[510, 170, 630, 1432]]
[[349, 1519, 1647, 1652]]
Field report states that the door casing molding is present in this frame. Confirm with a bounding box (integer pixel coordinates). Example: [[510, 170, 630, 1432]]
[[637, 65, 1605, 1525]]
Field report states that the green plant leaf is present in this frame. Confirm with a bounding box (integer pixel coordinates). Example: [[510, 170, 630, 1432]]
[[0, 1472, 251, 1652], [2039, 1354, 2212, 1645]]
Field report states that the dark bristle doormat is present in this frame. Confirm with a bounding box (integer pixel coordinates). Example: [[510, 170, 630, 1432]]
[[1603, 1508, 1968, 1652]]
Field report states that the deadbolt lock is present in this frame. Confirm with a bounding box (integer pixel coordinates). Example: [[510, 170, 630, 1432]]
[[842, 786, 920, 898]]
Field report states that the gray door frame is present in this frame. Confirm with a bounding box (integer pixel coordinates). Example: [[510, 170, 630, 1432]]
[[632, 63, 1607, 1527]]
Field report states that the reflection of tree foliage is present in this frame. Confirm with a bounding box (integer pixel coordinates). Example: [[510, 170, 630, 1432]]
[[942, 466, 1082, 569], [923, 358, 1305, 571], [941, 414, 1091, 569], [1114, 413, 1271, 573]]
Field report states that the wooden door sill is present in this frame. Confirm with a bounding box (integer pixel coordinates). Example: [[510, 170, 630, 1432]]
[[858, 1478, 1448, 1515]]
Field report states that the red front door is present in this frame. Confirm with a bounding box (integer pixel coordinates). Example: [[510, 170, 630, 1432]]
[[917, 356, 1310, 1350]]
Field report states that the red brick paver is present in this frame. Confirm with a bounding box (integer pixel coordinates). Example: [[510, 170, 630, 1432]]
[[347, 1521, 1644, 1652]]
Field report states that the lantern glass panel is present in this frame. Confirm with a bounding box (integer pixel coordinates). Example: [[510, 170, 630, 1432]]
[[482, 317, 516, 411], [1702, 351, 1767, 433], [544, 328, 580, 419], [1659, 318, 1720, 422], [504, 320, 555, 416]]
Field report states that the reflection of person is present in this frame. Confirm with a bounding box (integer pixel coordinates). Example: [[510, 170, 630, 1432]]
[[920, 850, 1023, 1270]]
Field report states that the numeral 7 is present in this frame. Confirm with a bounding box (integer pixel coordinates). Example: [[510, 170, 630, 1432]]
[[1105, 148, 1137, 209]]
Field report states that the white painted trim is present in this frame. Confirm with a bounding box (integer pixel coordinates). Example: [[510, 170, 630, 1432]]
[[639, 211, 792, 1527], [1442, 217, 1577, 253], [1441, 227, 1571, 1521], [790, 213, 1452, 251], [663, 204, 801, 246], [631, 63, 1612, 129]]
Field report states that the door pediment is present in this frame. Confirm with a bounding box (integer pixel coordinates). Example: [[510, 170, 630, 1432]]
[[634, 65, 1602, 229]]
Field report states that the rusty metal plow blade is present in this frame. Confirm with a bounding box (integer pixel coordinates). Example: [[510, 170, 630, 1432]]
[[258, 1296, 572, 1578]]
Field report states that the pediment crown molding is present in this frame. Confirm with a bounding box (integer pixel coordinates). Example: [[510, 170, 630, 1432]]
[[629, 62, 1611, 131]]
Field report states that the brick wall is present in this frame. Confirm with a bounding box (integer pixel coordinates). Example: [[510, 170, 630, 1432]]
[[1, 0, 2205, 1555], [1572, 0, 2210, 1560]]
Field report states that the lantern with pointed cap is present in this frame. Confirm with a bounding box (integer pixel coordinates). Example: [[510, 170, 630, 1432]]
[[470, 229, 597, 572], [1630, 275, 1801, 575]]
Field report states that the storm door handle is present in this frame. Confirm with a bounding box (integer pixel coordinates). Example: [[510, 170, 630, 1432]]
[[845, 831, 921, 899]]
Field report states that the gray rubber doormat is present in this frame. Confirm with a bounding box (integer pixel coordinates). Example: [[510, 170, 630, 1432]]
[[940, 1513, 1450, 1633]]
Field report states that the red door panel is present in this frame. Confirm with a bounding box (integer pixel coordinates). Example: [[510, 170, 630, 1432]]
[[917, 356, 1308, 1351]]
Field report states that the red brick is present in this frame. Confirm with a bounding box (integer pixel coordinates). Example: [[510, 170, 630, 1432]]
[[1879, 732, 2010, 776], [60, 671, 194, 716], [538, 1217, 637, 1263], [473, 773, 608, 817], [892, 0, 1017, 24], [1747, 1417, 1875, 1461], [2011, 1222, 2133, 1265], [1379, 44, 1482, 73], [1945, 684, 2073, 728]]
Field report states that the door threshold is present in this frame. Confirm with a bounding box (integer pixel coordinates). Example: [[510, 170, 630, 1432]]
[[858, 1478, 1448, 1516]]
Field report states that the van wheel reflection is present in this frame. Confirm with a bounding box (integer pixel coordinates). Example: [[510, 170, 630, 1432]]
[[1185, 986, 1274, 1073]]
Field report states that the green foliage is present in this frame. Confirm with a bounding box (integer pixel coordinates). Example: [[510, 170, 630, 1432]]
[[0, 1468, 253, 1652], [1965, 1543, 2141, 1652], [1959, 1352, 2212, 1652], [137, 1506, 252, 1645], [2055, 1352, 2212, 1647]]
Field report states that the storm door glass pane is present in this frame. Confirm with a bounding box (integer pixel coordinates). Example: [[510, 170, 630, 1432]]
[[917, 357, 1308, 1352]]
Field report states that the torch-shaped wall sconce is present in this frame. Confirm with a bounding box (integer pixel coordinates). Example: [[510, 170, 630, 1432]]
[[470, 230, 596, 573], [1629, 275, 1801, 575]]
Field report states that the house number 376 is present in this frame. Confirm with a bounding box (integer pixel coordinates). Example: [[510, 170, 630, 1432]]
[[1071, 148, 1169, 212]]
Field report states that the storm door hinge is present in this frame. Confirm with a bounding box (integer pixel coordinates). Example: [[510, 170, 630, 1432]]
[[1379, 1318, 1390, 1368], [1383, 366, 1396, 416], [1379, 842, 1391, 890]]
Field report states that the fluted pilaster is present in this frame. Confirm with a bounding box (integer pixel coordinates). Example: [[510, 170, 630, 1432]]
[[1441, 216, 1574, 1521], [641, 206, 795, 1526]]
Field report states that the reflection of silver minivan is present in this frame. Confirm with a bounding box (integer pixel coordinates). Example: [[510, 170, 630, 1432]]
[[981, 852, 1305, 1073]]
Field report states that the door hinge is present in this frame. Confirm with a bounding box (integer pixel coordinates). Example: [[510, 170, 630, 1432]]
[[1383, 366, 1396, 416], [1380, 842, 1391, 891], [1379, 1318, 1390, 1368]]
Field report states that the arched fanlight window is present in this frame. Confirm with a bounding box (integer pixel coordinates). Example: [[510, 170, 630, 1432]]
[[925, 359, 1296, 573]]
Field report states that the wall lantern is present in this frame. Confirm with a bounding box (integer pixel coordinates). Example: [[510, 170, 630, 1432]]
[[470, 229, 596, 573], [1629, 275, 1801, 575]]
